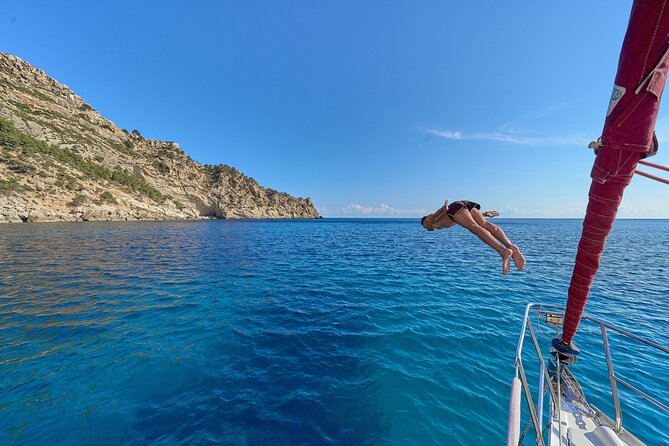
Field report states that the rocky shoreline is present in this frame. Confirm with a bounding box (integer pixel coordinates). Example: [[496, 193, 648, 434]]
[[0, 52, 319, 223]]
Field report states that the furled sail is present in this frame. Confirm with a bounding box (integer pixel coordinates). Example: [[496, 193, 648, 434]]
[[562, 0, 669, 345]]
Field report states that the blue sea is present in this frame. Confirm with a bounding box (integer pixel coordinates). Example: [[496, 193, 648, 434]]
[[1, 219, 668, 445]]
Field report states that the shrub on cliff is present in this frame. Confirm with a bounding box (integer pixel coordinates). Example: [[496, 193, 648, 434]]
[[154, 161, 169, 173], [71, 193, 88, 206], [111, 167, 163, 201], [65, 177, 81, 191], [0, 118, 164, 202], [98, 191, 117, 204], [4, 156, 35, 174], [0, 178, 22, 194]]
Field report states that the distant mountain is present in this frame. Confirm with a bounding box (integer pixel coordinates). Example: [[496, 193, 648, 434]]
[[0, 53, 319, 223]]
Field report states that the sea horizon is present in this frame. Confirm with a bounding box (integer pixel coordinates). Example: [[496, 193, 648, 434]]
[[4, 216, 669, 224]]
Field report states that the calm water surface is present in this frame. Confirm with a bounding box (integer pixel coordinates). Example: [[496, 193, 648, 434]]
[[1, 219, 667, 445]]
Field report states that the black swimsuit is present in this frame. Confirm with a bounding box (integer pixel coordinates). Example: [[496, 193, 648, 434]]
[[446, 200, 481, 220]]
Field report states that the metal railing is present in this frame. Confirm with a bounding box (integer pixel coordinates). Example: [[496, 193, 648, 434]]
[[511, 303, 669, 445], [590, 314, 669, 432]]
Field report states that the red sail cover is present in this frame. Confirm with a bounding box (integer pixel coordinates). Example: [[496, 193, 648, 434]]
[[562, 0, 669, 345]]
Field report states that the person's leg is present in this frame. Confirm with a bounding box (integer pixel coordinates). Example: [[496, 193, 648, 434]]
[[470, 208, 512, 246], [471, 208, 526, 271], [452, 209, 513, 275]]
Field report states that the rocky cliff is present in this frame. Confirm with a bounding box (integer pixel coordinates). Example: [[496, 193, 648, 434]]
[[0, 52, 319, 223]]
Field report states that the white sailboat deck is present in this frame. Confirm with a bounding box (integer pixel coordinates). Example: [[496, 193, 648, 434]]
[[508, 303, 668, 446], [548, 367, 644, 446], [549, 405, 643, 446]]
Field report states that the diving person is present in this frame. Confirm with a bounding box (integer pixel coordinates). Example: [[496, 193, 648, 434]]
[[420, 200, 526, 275]]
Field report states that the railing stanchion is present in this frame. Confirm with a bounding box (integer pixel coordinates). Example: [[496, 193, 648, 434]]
[[518, 360, 545, 446], [601, 324, 623, 433], [537, 363, 545, 437], [527, 318, 559, 405]]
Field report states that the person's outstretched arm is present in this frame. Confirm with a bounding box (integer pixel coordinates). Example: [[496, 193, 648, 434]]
[[431, 200, 450, 220]]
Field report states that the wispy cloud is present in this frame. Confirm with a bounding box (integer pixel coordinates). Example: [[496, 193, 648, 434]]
[[425, 128, 584, 146], [336, 203, 426, 217], [424, 104, 588, 146]]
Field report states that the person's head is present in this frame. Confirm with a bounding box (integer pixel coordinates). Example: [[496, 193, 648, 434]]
[[421, 214, 435, 231]]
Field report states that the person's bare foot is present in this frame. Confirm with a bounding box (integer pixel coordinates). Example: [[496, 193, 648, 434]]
[[510, 245, 526, 271], [501, 248, 513, 275]]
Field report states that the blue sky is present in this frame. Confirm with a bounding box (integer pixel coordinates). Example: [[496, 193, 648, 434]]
[[2, 1, 669, 217]]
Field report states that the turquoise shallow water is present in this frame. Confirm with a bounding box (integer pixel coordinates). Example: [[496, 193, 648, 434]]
[[0, 219, 667, 445]]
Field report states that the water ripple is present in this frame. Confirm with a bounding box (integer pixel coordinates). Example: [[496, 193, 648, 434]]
[[0, 219, 667, 445]]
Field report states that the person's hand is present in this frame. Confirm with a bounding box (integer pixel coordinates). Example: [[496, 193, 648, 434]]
[[482, 210, 499, 218], [433, 200, 449, 217]]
